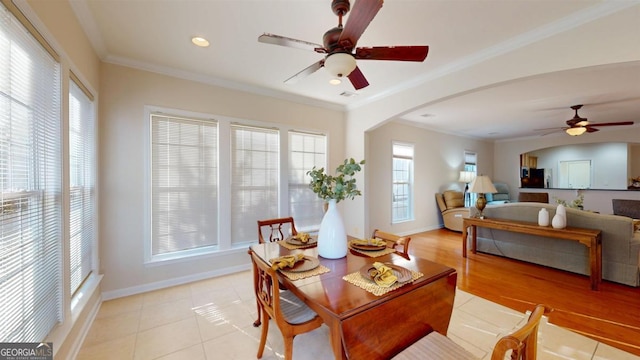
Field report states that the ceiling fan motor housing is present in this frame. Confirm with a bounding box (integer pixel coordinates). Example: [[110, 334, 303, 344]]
[[331, 0, 350, 16]]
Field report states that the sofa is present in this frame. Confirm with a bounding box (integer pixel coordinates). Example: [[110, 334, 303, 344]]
[[469, 202, 640, 287], [435, 191, 469, 232]]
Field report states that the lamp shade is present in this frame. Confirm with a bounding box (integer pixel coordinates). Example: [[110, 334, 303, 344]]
[[458, 171, 475, 183], [469, 175, 497, 194], [324, 53, 357, 78], [566, 127, 587, 136]]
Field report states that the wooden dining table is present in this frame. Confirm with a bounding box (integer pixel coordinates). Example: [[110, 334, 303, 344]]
[[249, 241, 457, 360]]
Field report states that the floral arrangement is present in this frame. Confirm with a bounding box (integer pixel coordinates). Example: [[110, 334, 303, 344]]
[[553, 194, 584, 209], [307, 158, 365, 202]]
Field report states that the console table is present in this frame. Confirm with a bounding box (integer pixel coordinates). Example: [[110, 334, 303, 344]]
[[462, 217, 602, 290]]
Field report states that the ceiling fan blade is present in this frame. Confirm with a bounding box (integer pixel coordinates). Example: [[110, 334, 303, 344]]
[[585, 126, 600, 133], [347, 66, 369, 90], [259, 33, 323, 52], [338, 0, 383, 50], [284, 60, 324, 85], [355, 46, 429, 61], [587, 121, 634, 127]]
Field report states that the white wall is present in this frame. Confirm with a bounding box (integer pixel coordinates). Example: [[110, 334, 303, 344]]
[[494, 129, 640, 214], [98, 63, 346, 296], [367, 122, 493, 235], [530, 142, 628, 189]]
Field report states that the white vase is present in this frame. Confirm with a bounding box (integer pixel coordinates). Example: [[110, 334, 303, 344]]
[[556, 204, 566, 217], [551, 213, 566, 229], [538, 208, 549, 226], [317, 199, 348, 259]]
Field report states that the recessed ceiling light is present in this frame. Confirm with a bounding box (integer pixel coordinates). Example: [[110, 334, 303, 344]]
[[329, 78, 342, 85], [191, 36, 210, 47]]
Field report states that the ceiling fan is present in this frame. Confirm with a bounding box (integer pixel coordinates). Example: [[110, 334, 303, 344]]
[[538, 104, 634, 136], [258, 0, 429, 90]]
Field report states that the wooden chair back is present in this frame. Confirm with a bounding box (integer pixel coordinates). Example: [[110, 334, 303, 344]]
[[257, 217, 297, 243], [392, 304, 551, 360], [371, 229, 412, 258], [491, 304, 551, 360], [249, 250, 323, 359]]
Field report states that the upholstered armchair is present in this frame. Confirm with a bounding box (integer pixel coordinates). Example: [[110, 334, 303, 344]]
[[486, 182, 511, 204], [435, 191, 469, 232]]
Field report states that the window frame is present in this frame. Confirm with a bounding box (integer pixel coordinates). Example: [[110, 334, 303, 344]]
[[144, 107, 329, 263], [392, 142, 415, 223]]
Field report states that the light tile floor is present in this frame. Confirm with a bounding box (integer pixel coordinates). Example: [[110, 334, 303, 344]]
[[77, 271, 640, 360]]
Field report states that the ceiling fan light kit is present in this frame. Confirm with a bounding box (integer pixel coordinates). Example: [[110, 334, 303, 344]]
[[566, 127, 587, 136], [324, 52, 357, 79], [258, 0, 428, 90]]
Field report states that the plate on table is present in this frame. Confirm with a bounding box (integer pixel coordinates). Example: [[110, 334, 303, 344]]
[[350, 241, 387, 251], [285, 236, 317, 246], [283, 256, 320, 272], [359, 263, 412, 283]]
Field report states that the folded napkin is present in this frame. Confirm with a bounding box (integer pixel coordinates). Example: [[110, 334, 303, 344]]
[[270, 253, 305, 270], [351, 238, 386, 247], [292, 232, 310, 243], [368, 262, 398, 287]]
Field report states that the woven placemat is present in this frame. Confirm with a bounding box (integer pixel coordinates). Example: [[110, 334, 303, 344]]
[[348, 242, 396, 258], [342, 270, 423, 296], [277, 240, 318, 250], [280, 264, 330, 280]]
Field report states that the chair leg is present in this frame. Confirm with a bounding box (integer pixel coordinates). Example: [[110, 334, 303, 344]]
[[283, 335, 294, 360], [257, 309, 269, 359], [253, 299, 262, 327]]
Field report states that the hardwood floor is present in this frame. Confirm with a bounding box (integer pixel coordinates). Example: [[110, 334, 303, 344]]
[[410, 228, 640, 356]]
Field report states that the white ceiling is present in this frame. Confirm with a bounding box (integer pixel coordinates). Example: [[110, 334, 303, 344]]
[[69, 0, 640, 140]]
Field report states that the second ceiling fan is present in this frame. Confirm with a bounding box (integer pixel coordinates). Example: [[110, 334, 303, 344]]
[[537, 104, 634, 136], [258, 0, 429, 90], [563, 105, 634, 136]]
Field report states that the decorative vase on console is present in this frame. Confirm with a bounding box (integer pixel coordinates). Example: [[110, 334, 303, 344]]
[[538, 208, 549, 226], [307, 158, 365, 259], [552, 204, 567, 229]]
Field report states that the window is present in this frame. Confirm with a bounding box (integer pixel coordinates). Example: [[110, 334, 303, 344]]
[[150, 114, 218, 261], [464, 150, 477, 206], [392, 143, 414, 222], [230, 124, 279, 246], [148, 114, 327, 258], [0, 1, 62, 342], [69, 75, 96, 295], [288, 131, 326, 231]]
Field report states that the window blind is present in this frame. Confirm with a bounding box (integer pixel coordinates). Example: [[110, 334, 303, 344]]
[[288, 131, 326, 231], [0, 1, 62, 342], [151, 115, 218, 258], [392, 143, 414, 222], [230, 125, 278, 245], [69, 78, 95, 295]]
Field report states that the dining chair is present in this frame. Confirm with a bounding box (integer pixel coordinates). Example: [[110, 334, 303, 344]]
[[371, 229, 412, 258], [253, 217, 298, 326], [392, 304, 551, 360], [249, 250, 324, 360], [257, 217, 298, 243]]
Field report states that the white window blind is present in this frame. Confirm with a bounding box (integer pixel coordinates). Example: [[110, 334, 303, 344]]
[[151, 114, 218, 259], [69, 77, 95, 295], [392, 143, 414, 222], [0, 1, 62, 342], [288, 131, 326, 231], [230, 125, 278, 245]]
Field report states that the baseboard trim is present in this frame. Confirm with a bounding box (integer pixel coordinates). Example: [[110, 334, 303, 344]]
[[102, 264, 251, 300]]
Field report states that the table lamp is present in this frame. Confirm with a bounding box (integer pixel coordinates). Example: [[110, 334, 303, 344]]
[[458, 171, 476, 207], [469, 175, 497, 219]]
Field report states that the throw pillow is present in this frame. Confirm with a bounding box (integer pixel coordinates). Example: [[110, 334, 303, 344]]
[[443, 191, 464, 209], [633, 219, 640, 233]]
